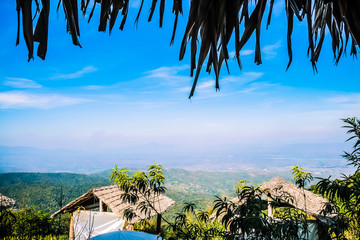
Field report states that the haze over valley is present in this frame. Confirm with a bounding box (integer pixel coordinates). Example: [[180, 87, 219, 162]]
[[0, 141, 352, 177]]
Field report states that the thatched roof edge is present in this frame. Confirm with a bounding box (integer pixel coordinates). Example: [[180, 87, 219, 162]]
[[15, 0, 360, 98], [51, 188, 95, 218], [260, 177, 329, 218], [51, 185, 175, 222], [0, 193, 17, 209]]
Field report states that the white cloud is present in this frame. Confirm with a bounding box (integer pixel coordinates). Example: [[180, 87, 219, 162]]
[[238, 86, 259, 94], [262, 41, 282, 59], [51, 66, 98, 80], [197, 80, 214, 90], [178, 86, 191, 92], [222, 72, 264, 84], [142, 65, 191, 90], [237, 82, 280, 94], [0, 91, 88, 109], [4, 78, 42, 89], [178, 78, 214, 93], [240, 49, 255, 56], [324, 94, 360, 104], [144, 65, 189, 79], [229, 49, 254, 58], [178, 72, 264, 95]]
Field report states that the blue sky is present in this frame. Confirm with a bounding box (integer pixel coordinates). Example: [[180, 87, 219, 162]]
[[0, 1, 359, 171]]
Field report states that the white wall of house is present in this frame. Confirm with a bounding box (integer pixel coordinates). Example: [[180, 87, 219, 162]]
[[73, 210, 125, 240]]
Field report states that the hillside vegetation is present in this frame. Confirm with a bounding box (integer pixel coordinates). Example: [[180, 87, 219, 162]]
[[0, 169, 291, 214], [0, 173, 110, 213]]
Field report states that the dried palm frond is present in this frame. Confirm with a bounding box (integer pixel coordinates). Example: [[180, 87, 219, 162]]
[[60, 0, 82, 47], [16, 0, 34, 61], [34, 0, 50, 60], [16, 0, 360, 97]]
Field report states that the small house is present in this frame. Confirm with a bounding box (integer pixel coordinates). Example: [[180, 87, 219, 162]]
[[261, 177, 333, 239], [214, 177, 334, 239], [0, 193, 17, 210], [261, 177, 329, 218], [52, 185, 174, 240]]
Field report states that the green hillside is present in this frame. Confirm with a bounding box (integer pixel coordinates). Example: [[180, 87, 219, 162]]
[[0, 172, 110, 186], [0, 172, 110, 213], [0, 169, 292, 214]]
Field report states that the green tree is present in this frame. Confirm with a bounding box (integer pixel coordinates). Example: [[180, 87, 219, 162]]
[[0, 207, 69, 239], [316, 117, 360, 239], [168, 203, 224, 240], [291, 166, 313, 239], [110, 163, 224, 239], [0, 209, 16, 239], [110, 163, 167, 222], [213, 184, 307, 240], [291, 166, 313, 189]]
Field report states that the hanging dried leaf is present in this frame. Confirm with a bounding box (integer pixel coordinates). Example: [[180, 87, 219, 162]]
[[61, 0, 82, 47], [16, 0, 34, 61], [170, 0, 183, 45], [34, 0, 50, 60]]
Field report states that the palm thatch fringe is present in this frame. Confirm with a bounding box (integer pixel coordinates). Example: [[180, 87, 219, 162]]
[[211, 177, 331, 221], [16, 0, 360, 97], [51, 185, 174, 223], [261, 177, 330, 218]]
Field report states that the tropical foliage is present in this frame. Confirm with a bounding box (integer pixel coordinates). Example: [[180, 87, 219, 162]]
[[110, 163, 167, 222], [111, 162, 329, 239], [316, 117, 360, 239], [0, 207, 69, 239], [16, 0, 360, 97], [213, 169, 320, 240], [111, 163, 225, 239]]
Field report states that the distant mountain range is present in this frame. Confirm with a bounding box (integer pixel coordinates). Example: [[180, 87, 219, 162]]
[[0, 142, 353, 175]]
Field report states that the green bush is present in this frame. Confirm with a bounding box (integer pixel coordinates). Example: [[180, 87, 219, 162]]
[[316, 118, 360, 239], [0, 207, 69, 239]]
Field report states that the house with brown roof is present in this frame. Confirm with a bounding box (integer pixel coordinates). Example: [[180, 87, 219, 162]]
[[213, 177, 334, 239], [0, 193, 17, 210], [260, 177, 330, 218], [52, 185, 174, 239]]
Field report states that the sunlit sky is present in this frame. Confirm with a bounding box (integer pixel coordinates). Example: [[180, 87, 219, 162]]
[[0, 1, 359, 171]]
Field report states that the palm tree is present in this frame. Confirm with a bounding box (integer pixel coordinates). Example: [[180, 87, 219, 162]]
[[16, 0, 360, 97]]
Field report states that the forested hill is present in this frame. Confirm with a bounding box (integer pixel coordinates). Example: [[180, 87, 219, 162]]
[[164, 168, 292, 195], [0, 172, 110, 213], [0, 172, 109, 186], [0, 169, 293, 214]]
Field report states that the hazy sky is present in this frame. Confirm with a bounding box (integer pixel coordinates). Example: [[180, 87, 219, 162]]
[[0, 1, 359, 156]]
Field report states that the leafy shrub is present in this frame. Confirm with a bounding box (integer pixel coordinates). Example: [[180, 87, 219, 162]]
[[0, 207, 69, 239], [316, 117, 360, 239]]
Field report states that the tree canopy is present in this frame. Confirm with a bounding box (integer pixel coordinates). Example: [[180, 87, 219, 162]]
[[316, 117, 360, 238], [16, 0, 360, 97]]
